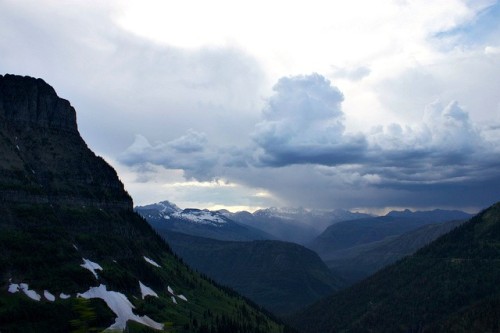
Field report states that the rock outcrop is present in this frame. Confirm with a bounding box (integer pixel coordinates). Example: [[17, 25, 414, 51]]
[[0, 74, 131, 209]]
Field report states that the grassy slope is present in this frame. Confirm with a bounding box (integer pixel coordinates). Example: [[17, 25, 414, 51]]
[[0, 204, 289, 333]]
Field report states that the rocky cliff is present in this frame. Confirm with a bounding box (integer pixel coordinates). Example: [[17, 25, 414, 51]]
[[0, 74, 131, 209]]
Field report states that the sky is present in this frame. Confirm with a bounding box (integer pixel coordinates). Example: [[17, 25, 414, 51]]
[[1, 0, 500, 213]]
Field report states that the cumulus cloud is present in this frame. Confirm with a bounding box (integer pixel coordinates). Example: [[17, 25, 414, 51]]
[[253, 74, 367, 166]]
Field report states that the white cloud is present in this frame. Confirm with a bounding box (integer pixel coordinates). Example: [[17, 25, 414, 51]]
[[1, 0, 499, 211], [253, 74, 367, 166]]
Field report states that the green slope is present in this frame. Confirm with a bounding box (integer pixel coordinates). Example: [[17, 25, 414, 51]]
[[289, 203, 500, 333], [325, 219, 466, 285], [160, 230, 344, 316], [0, 74, 291, 333]]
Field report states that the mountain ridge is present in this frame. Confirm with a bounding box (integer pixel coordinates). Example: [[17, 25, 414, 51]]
[[0, 74, 289, 333], [290, 202, 500, 333]]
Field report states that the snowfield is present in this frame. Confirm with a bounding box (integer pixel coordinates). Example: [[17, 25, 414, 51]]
[[143, 256, 161, 267], [81, 258, 103, 279], [139, 281, 158, 299], [60, 292, 71, 299], [9, 283, 41, 301], [78, 284, 163, 331], [172, 210, 227, 226], [44, 290, 55, 302]]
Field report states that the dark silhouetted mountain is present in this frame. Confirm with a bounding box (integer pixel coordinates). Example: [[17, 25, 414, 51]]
[[289, 203, 500, 333], [161, 230, 345, 316], [226, 207, 372, 244], [386, 208, 472, 221], [0, 75, 290, 333], [325, 218, 467, 284], [136, 201, 274, 241], [308, 209, 472, 259]]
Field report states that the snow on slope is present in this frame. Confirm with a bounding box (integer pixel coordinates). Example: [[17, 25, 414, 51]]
[[60, 292, 71, 299], [8, 283, 41, 301], [78, 284, 163, 331], [139, 281, 158, 299], [172, 209, 227, 226], [44, 290, 55, 302], [80, 258, 103, 279], [144, 256, 161, 267]]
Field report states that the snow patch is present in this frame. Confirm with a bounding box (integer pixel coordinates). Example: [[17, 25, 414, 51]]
[[78, 284, 163, 331], [44, 290, 55, 302], [60, 293, 71, 299], [143, 256, 161, 268], [8, 283, 19, 293], [172, 210, 227, 226], [81, 258, 103, 279], [19, 283, 41, 301], [139, 281, 158, 299]]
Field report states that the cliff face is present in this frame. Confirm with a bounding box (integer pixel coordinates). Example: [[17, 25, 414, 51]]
[[0, 74, 132, 209]]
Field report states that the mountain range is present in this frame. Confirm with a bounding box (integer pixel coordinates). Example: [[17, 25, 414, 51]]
[[0, 74, 290, 333], [225, 207, 372, 244], [135, 201, 273, 241], [290, 203, 500, 332]]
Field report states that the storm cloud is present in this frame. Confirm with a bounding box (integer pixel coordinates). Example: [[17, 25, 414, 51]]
[[2, 1, 500, 211], [253, 74, 367, 167]]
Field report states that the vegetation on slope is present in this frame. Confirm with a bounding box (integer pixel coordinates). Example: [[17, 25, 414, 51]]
[[161, 230, 344, 316], [290, 203, 500, 333]]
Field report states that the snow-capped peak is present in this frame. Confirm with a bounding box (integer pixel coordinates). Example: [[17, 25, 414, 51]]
[[171, 209, 227, 226], [157, 200, 181, 213]]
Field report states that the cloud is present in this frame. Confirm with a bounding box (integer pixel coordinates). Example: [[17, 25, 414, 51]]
[[253, 74, 367, 166], [0, 0, 265, 155], [2, 1, 499, 211], [331, 65, 371, 81], [119, 131, 218, 181]]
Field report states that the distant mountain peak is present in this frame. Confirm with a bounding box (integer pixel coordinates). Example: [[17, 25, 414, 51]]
[[157, 200, 181, 213]]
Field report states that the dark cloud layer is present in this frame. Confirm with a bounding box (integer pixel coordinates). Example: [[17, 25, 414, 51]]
[[120, 73, 500, 210], [2, 1, 499, 211]]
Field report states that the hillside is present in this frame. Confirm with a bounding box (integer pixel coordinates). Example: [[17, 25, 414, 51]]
[[162, 231, 344, 316], [227, 208, 372, 245], [290, 203, 500, 333], [0, 74, 290, 333], [136, 201, 273, 241], [325, 219, 466, 284], [308, 210, 471, 259]]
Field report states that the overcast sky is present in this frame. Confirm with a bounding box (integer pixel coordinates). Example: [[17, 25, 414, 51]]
[[1, 0, 500, 213]]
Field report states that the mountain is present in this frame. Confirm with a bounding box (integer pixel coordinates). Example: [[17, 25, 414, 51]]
[[161, 230, 345, 316], [136, 201, 273, 241], [289, 203, 500, 333], [324, 218, 466, 284], [226, 207, 372, 245], [0, 74, 290, 333], [308, 209, 472, 259]]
